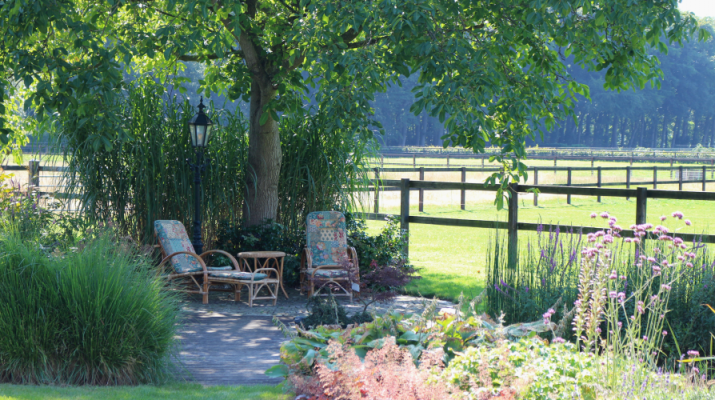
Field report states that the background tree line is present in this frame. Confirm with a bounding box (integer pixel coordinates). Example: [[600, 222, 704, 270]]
[[374, 17, 715, 149]]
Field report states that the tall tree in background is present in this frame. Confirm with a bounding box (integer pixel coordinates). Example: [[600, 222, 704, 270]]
[[530, 18, 715, 149], [1, 0, 705, 220]]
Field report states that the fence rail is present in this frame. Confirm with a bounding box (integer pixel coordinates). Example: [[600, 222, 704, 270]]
[[376, 152, 715, 168], [1, 161, 78, 200], [360, 178, 715, 267]]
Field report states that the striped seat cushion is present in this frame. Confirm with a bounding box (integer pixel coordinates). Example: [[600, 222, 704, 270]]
[[209, 271, 267, 281]]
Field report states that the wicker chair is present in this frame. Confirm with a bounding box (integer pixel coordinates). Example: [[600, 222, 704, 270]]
[[154, 220, 278, 305], [299, 211, 359, 301]]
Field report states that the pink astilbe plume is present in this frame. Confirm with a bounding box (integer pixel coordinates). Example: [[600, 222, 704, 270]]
[[300, 338, 456, 400]]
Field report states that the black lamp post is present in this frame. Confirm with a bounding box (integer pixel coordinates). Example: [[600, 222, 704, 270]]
[[187, 97, 213, 255]]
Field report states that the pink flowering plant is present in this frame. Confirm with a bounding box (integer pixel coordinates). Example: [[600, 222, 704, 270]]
[[575, 211, 698, 381]]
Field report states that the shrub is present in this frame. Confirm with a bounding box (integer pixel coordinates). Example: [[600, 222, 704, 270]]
[[356, 259, 419, 314], [345, 212, 408, 276], [0, 231, 179, 384], [215, 220, 304, 287]]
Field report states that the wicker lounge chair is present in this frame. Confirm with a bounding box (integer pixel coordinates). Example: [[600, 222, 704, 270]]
[[154, 220, 279, 305], [299, 211, 359, 301]]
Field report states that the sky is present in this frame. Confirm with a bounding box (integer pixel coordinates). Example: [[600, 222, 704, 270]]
[[679, 0, 715, 19]]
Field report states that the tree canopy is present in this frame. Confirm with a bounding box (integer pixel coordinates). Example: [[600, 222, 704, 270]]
[[0, 0, 706, 221]]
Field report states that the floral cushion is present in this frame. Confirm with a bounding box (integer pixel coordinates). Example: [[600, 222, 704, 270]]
[[209, 271, 267, 281], [309, 268, 349, 278], [306, 211, 348, 267], [154, 220, 202, 274]]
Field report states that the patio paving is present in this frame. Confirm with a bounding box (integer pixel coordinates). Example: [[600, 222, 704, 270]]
[[174, 288, 455, 386], [179, 287, 455, 318]]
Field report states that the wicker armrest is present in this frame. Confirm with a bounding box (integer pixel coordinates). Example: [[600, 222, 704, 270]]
[[199, 249, 240, 270], [158, 251, 208, 274]]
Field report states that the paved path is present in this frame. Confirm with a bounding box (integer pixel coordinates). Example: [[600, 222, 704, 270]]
[[175, 314, 287, 386]]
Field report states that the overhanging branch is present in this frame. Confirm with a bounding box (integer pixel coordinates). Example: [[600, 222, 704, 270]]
[[178, 49, 244, 62]]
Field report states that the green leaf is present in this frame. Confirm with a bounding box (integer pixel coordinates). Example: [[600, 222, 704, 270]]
[[264, 364, 289, 377]]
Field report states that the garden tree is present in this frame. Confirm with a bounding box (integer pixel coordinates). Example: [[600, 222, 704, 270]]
[[1, 0, 706, 219]]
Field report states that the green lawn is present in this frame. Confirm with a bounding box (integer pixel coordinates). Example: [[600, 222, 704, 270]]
[[0, 384, 289, 400], [367, 194, 713, 302]]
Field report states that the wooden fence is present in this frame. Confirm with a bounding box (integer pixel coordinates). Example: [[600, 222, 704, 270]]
[[360, 179, 715, 268], [370, 165, 715, 212]]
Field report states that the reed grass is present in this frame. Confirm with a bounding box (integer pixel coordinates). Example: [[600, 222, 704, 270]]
[[57, 77, 247, 245], [277, 111, 371, 232], [55, 76, 371, 244]]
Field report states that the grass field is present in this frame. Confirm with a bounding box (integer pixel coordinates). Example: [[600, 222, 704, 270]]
[[364, 157, 715, 302], [0, 384, 289, 400]]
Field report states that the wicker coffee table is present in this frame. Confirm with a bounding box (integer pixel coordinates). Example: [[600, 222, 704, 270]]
[[237, 251, 289, 299]]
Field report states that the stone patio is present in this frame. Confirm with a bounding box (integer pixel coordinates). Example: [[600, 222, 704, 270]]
[[174, 287, 456, 386], [179, 286, 456, 319]]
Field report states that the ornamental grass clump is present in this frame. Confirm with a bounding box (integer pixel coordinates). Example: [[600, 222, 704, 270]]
[[0, 231, 180, 385]]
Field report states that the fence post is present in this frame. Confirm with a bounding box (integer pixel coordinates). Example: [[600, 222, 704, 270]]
[[712, 160, 714, 179], [413, 155, 416, 168], [679, 165, 683, 191], [481, 156, 485, 168], [636, 187, 647, 225], [653, 166, 658, 189], [380, 155, 384, 168], [373, 167, 380, 213], [626, 166, 631, 200], [400, 178, 410, 257], [554, 157, 557, 174], [533, 168, 539, 206], [28, 160, 40, 188], [597, 166, 602, 203], [703, 165, 707, 192], [591, 157, 594, 176], [419, 167, 425, 212], [507, 183, 519, 270], [567, 167, 572, 205], [460, 167, 466, 210], [670, 159, 674, 178], [447, 155, 450, 167]]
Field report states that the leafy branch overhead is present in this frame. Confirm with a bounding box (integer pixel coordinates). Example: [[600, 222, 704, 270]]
[[0, 0, 707, 189]]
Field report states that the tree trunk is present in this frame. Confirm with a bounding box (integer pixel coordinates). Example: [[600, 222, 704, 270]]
[[244, 79, 281, 226], [611, 115, 618, 147], [660, 114, 670, 148]]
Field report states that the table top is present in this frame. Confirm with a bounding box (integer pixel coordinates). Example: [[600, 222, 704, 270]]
[[237, 251, 286, 258]]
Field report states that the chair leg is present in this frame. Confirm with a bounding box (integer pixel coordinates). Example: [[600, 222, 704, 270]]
[[234, 284, 240, 302], [248, 285, 254, 307], [273, 282, 278, 306], [202, 281, 209, 304]]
